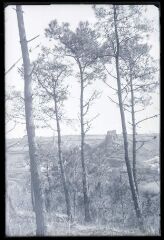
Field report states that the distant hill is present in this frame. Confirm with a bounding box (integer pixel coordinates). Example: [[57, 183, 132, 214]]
[[6, 133, 159, 148], [6, 133, 159, 165]]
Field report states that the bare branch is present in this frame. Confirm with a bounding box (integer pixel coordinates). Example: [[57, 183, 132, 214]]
[[29, 43, 41, 53], [83, 103, 90, 116], [107, 96, 131, 113], [83, 90, 99, 108], [136, 141, 145, 152], [6, 121, 17, 134], [134, 108, 145, 113], [6, 138, 23, 150], [5, 57, 22, 75], [108, 95, 119, 105], [104, 64, 117, 79], [27, 35, 40, 43], [84, 122, 91, 134], [84, 114, 100, 134], [136, 114, 159, 126], [17, 67, 24, 74], [84, 113, 100, 126], [103, 79, 118, 91], [5, 44, 40, 75], [136, 135, 156, 152], [122, 91, 129, 103], [83, 81, 90, 89]]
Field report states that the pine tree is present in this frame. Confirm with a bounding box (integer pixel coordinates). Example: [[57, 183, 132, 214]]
[[16, 5, 45, 235], [45, 20, 104, 222], [33, 47, 72, 220]]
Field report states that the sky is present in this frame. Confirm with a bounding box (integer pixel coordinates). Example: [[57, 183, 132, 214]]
[[5, 4, 160, 138]]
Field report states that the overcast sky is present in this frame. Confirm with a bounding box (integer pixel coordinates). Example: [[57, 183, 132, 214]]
[[5, 4, 160, 138]]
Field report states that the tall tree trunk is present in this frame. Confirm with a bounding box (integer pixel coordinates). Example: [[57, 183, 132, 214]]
[[31, 180, 35, 211], [79, 63, 91, 222], [113, 5, 145, 232], [45, 162, 52, 212], [119, 172, 125, 224], [73, 165, 77, 219], [129, 69, 138, 194], [16, 5, 45, 235], [54, 96, 72, 221], [73, 190, 76, 219]]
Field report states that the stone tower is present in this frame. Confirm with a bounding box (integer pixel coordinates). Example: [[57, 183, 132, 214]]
[[105, 130, 117, 149]]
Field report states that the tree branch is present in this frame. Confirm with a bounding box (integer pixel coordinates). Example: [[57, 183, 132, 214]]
[[134, 108, 145, 113], [133, 69, 159, 81], [136, 141, 145, 152], [27, 34, 40, 43], [35, 71, 54, 97], [103, 79, 118, 91], [6, 121, 17, 134], [108, 95, 119, 105], [83, 102, 90, 116], [83, 90, 100, 108], [6, 139, 22, 150], [107, 96, 131, 113], [122, 90, 129, 103], [133, 82, 158, 91], [136, 114, 159, 126], [84, 114, 100, 134], [84, 122, 91, 134], [104, 64, 117, 79], [5, 57, 22, 75], [6, 44, 40, 75], [136, 136, 156, 152], [84, 113, 100, 126]]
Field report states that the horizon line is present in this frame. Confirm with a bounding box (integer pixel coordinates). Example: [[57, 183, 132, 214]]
[[6, 132, 160, 140]]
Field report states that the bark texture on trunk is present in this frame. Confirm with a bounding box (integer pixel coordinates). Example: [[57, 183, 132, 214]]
[[79, 64, 91, 223], [113, 5, 145, 232], [73, 165, 77, 218], [54, 95, 72, 221], [129, 70, 138, 194], [31, 180, 35, 211], [16, 5, 45, 236]]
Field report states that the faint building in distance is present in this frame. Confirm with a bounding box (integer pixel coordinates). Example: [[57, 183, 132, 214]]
[[105, 130, 117, 146]]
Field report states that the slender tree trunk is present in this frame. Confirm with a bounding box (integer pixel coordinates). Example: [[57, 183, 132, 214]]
[[45, 162, 52, 212], [31, 180, 35, 211], [79, 63, 91, 222], [129, 70, 138, 194], [54, 96, 72, 221], [119, 172, 125, 224], [73, 165, 77, 219], [73, 191, 76, 218], [16, 5, 45, 235], [113, 5, 145, 232]]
